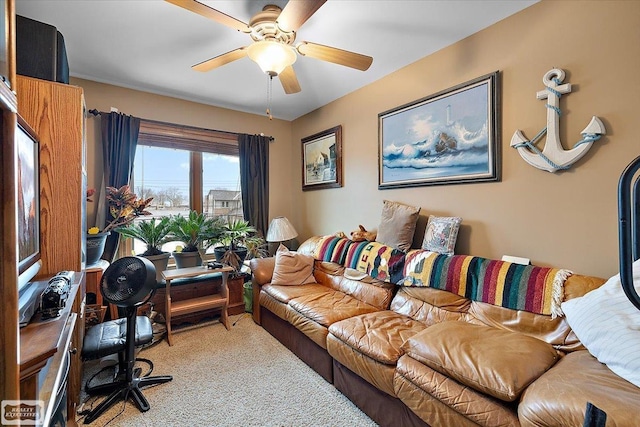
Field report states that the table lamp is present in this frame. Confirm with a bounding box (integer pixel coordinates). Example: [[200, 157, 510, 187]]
[[266, 216, 298, 250]]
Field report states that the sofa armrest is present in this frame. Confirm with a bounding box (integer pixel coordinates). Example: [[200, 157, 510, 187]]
[[249, 257, 276, 325], [249, 257, 276, 286]]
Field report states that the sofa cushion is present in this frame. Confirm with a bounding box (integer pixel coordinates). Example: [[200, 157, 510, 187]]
[[261, 283, 332, 304], [328, 311, 427, 365], [402, 322, 558, 402], [519, 351, 640, 427], [271, 244, 317, 285], [395, 355, 520, 427], [288, 291, 380, 328], [375, 200, 420, 252], [391, 287, 470, 324]]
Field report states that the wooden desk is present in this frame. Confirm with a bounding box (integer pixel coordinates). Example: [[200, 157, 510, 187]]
[[162, 265, 233, 346]]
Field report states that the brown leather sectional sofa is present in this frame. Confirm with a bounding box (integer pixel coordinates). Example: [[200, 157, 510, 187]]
[[249, 237, 640, 426]]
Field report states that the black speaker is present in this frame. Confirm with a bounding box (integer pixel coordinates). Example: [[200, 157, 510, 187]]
[[16, 15, 69, 84]]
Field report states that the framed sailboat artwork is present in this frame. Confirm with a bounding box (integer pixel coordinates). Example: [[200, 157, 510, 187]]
[[378, 72, 501, 189]]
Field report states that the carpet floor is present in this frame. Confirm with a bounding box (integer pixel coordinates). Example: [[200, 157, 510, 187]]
[[77, 314, 377, 427]]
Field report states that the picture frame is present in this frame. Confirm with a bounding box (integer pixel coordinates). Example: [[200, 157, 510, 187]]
[[302, 125, 343, 191], [378, 71, 500, 189]]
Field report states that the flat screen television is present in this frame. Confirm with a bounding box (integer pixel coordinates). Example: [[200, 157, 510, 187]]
[[17, 115, 41, 293]]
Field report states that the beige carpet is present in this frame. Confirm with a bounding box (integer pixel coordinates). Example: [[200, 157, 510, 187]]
[[78, 315, 377, 427]]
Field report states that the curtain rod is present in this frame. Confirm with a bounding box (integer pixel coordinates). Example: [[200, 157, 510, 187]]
[[87, 109, 274, 142]]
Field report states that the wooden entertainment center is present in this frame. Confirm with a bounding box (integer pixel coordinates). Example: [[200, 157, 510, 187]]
[[0, 4, 87, 421], [16, 74, 86, 425]]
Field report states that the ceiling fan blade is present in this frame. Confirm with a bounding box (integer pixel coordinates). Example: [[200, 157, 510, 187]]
[[165, 0, 250, 33], [297, 41, 373, 71], [192, 48, 247, 72], [277, 0, 327, 32], [279, 65, 301, 94]]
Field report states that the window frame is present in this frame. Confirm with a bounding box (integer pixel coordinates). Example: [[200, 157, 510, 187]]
[[118, 120, 242, 261], [136, 119, 240, 213]]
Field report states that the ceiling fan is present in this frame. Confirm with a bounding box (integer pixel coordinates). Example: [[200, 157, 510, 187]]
[[165, 0, 373, 95]]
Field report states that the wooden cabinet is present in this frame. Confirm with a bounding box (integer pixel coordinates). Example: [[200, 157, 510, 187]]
[[16, 75, 86, 276], [15, 76, 86, 424]]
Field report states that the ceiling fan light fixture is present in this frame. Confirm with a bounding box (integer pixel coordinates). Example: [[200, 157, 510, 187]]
[[247, 40, 296, 76]]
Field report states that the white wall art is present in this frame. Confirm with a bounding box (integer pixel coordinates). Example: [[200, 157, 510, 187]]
[[511, 68, 605, 173]]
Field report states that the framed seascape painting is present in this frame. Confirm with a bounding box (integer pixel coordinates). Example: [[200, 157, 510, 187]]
[[378, 72, 500, 189], [302, 125, 343, 191]]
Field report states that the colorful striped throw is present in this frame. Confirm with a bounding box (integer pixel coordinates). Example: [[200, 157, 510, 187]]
[[312, 236, 405, 282], [314, 235, 352, 264], [401, 249, 571, 317], [354, 242, 406, 284]]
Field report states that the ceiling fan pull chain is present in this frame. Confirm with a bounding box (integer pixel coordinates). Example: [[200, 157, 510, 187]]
[[266, 74, 273, 121]]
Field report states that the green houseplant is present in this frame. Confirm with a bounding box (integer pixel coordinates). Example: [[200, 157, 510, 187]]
[[116, 217, 174, 281], [214, 219, 266, 273], [86, 185, 153, 265], [168, 210, 224, 268]]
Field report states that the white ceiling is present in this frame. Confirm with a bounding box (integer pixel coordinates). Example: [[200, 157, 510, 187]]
[[15, 0, 536, 121]]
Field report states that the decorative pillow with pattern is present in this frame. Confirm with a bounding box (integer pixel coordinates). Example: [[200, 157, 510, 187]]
[[421, 215, 462, 255]]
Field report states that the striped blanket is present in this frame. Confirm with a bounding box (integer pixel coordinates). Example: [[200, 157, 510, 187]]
[[311, 235, 570, 317], [313, 236, 405, 283], [401, 250, 570, 317]]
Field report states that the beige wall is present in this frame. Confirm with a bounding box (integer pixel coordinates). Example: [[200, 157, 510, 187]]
[[290, 0, 640, 279], [76, 1, 638, 279], [73, 78, 294, 230]]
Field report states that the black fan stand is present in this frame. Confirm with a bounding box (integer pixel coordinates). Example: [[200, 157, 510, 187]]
[[83, 304, 173, 424]]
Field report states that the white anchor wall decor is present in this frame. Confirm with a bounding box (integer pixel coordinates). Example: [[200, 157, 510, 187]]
[[511, 68, 605, 173]]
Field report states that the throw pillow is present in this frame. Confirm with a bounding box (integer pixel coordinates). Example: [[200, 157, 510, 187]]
[[561, 259, 640, 388], [375, 200, 420, 252], [271, 244, 317, 286], [421, 215, 462, 255]]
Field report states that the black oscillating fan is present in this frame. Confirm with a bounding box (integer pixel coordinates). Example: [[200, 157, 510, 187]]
[[82, 256, 172, 424]]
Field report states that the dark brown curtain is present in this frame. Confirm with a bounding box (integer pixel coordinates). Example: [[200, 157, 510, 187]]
[[238, 134, 269, 236], [101, 112, 140, 262]]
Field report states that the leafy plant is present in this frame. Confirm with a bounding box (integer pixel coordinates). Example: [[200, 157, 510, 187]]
[[168, 210, 224, 252], [243, 235, 269, 259], [219, 219, 257, 250], [216, 219, 266, 272], [116, 216, 174, 256], [87, 185, 153, 234]]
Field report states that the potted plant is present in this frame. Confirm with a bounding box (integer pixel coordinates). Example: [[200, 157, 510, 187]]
[[168, 210, 224, 268], [214, 219, 266, 274], [86, 185, 153, 265], [116, 216, 174, 282]]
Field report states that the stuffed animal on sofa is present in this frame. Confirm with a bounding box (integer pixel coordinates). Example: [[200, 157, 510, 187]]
[[350, 225, 377, 242]]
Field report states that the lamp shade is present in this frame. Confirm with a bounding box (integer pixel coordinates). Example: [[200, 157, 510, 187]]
[[266, 216, 298, 242], [247, 40, 297, 76]]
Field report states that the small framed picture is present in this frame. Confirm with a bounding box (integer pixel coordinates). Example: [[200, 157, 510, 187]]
[[378, 71, 500, 188], [301, 125, 343, 191]]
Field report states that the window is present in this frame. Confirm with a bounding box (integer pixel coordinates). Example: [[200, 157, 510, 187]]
[[129, 120, 243, 255]]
